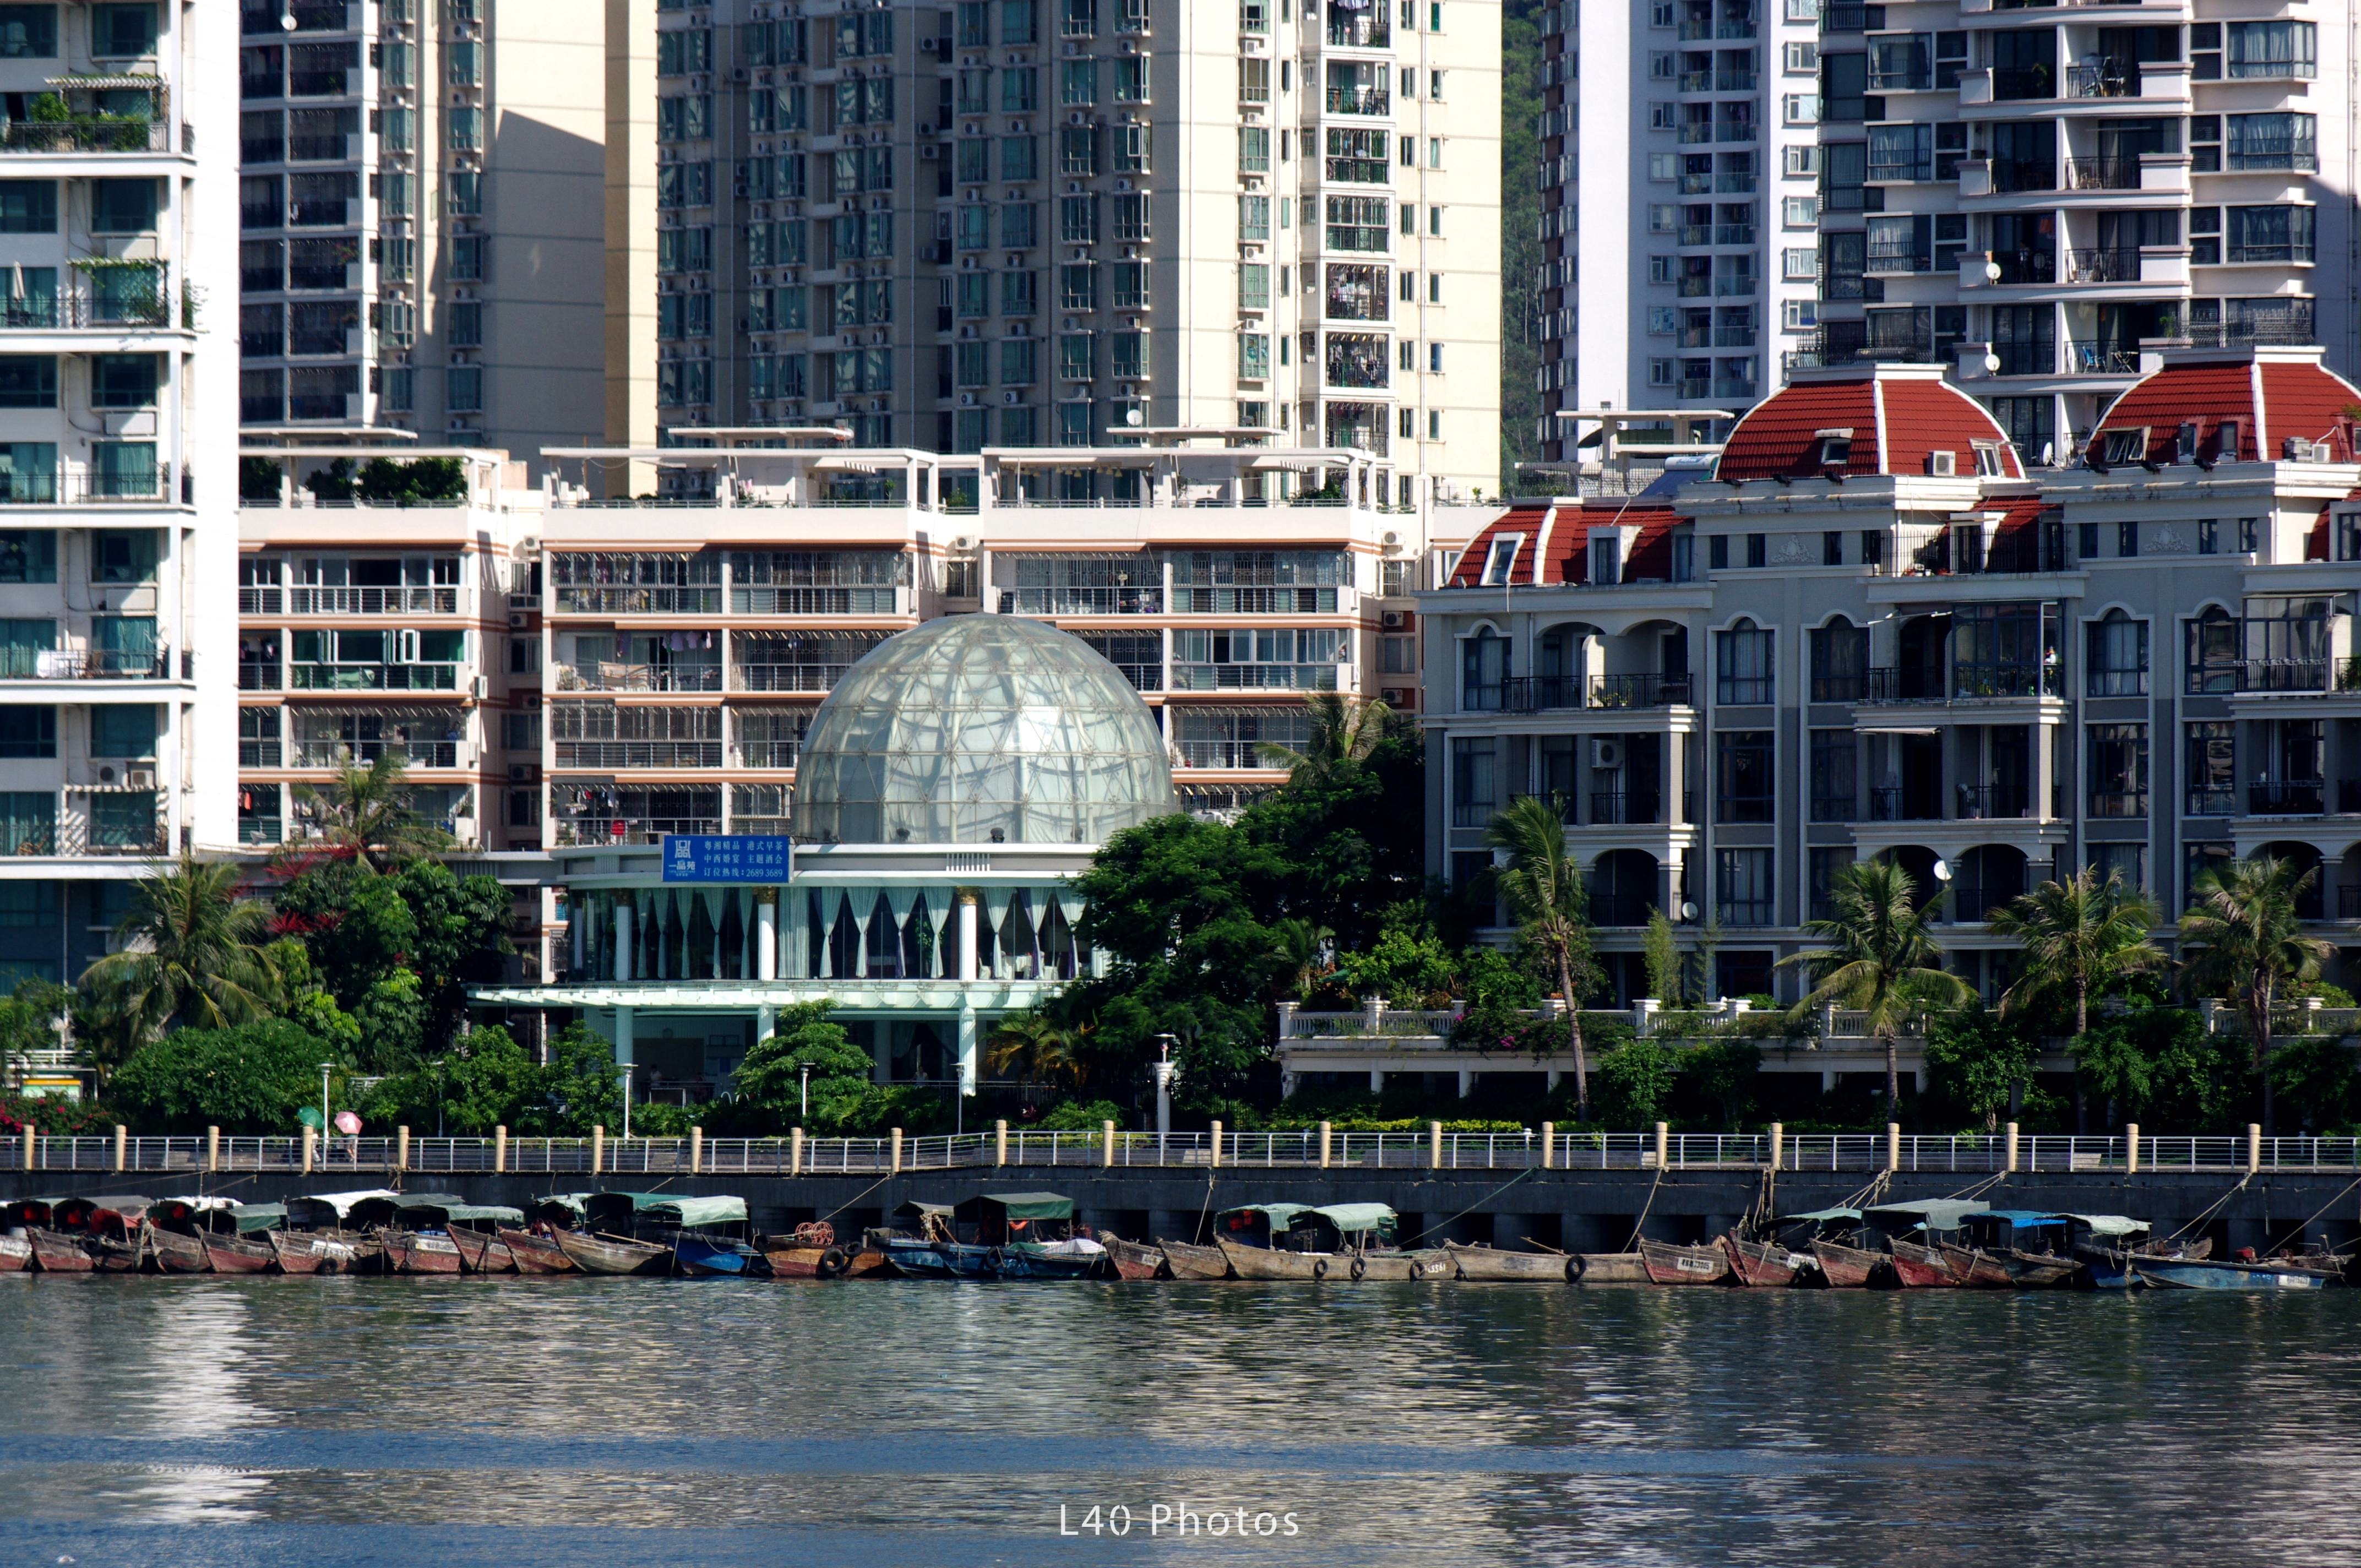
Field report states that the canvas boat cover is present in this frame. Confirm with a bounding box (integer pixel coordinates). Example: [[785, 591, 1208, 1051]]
[[1968, 1210, 2069, 1231], [586, 1192, 748, 1229], [1310, 1203, 1398, 1236], [232, 1204, 287, 1234], [1868, 1199, 1992, 1232], [959, 1191, 1075, 1222], [2060, 1213, 2151, 1238], [289, 1189, 400, 1222], [1216, 1202, 1315, 1232], [1776, 1207, 1864, 1223], [1019, 1237, 1108, 1257]]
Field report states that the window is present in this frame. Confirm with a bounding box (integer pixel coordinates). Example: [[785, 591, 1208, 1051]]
[[1449, 737, 1497, 825], [93, 704, 156, 758], [1707, 533, 1728, 570], [2185, 721, 2234, 814], [2117, 521, 2138, 558], [1461, 628, 1509, 706], [1716, 847, 1774, 925], [0, 357, 58, 409], [0, 6, 58, 57], [0, 181, 57, 233], [0, 707, 55, 759], [448, 366, 483, 412], [93, 530, 157, 584], [1716, 731, 1774, 821], [90, 178, 158, 234], [2227, 204, 2315, 263], [1746, 533, 1767, 568], [2088, 723, 2148, 817], [1822, 531, 1842, 567], [90, 353, 157, 408], [2090, 843, 2146, 895], [91, 2, 155, 56], [2086, 611, 2148, 696], [1717, 620, 1772, 703], [1809, 728, 1855, 821]]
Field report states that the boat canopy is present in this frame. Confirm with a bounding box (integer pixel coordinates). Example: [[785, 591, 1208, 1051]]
[[1216, 1202, 1315, 1232], [232, 1204, 287, 1234], [955, 1191, 1075, 1222], [2061, 1213, 2151, 1238], [1966, 1209, 2068, 1232], [1868, 1199, 1991, 1232], [532, 1193, 592, 1224], [346, 1193, 524, 1228], [1309, 1202, 1397, 1236], [1777, 1207, 1863, 1224], [892, 1199, 954, 1219], [287, 1188, 400, 1226], [585, 1192, 749, 1230]]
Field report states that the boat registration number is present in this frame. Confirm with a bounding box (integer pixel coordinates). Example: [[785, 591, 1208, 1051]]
[[2277, 1275, 2318, 1288], [1676, 1255, 1717, 1275]]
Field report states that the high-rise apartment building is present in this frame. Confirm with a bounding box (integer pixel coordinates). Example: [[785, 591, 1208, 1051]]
[[235, 0, 607, 462], [649, 0, 1500, 500], [1535, 0, 2360, 470], [0, 0, 235, 984]]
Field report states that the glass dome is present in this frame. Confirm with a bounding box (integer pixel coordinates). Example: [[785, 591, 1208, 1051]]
[[792, 616, 1176, 846]]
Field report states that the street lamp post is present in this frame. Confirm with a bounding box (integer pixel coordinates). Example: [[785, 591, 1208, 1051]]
[[618, 1064, 632, 1140], [1151, 1033, 1178, 1158], [800, 1063, 810, 1118]]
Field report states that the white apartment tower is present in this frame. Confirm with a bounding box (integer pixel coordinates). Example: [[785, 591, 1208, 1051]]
[[1537, 0, 2361, 468], [236, 0, 607, 461], [650, 0, 1500, 500], [0, 0, 236, 984]]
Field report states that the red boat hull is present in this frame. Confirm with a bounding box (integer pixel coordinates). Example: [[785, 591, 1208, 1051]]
[[1722, 1233, 1805, 1287], [449, 1227, 517, 1275], [0, 1237, 29, 1272], [203, 1237, 275, 1275], [1938, 1243, 2015, 1289], [1639, 1238, 1733, 1285], [26, 1229, 94, 1272], [384, 1231, 464, 1275], [266, 1232, 330, 1274], [496, 1228, 576, 1273], [1809, 1239, 1882, 1288], [1887, 1239, 1961, 1288]]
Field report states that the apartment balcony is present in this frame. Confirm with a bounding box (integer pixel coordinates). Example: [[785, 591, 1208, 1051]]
[[1487, 673, 1692, 714], [0, 289, 177, 333], [287, 661, 461, 692], [0, 466, 180, 508], [2064, 247, 2139, 285], [554, 815, 723, 847], [2249, 780, 2325, 816], [734, 662, 857, 693], [997, 586, 1162, 615], [552, 661, 722, 694], [553, 585, 723, 616], [728, 585, 903, 614], [1323, 88, 1390, 115], [2061, 339, 2139, 375], [1585, 790, 1664, 827], [284, 586, 461, 615], [1956, 782, 2031, 820], [0, 649, 177, 682], [1171, 663, 1341, 692], [0, 119, 172, 155], [553, 741, 725, 771], [286, 738, 466, 770]]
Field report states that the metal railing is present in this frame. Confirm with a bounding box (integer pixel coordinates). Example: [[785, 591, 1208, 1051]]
[[553, 815, 723, 846], [285, 586, 460, 615], [2250, 778, 2325, 815], [14, 1131, 2357, 1175], [0, 118, 170, 154], [2066, 247, 2140, 284], [735, 663, 856, 693], [553, 662, 723, 694]]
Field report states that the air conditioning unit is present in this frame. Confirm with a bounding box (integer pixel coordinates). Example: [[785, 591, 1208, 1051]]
[[126, 769, 155, 789], [96, 765, 116, 785], [952, 536, 978, 551], [1003, 390, 1020, 405], [959, 391, 978, 406], [1927, 449, 1957, 476], [1588, 738, 1624, 770], [731, 66, 750, 81], [921, 38, 936, 51], [918, 120, 935, 135], [921, 143, 939, 159], [1382, 687, 1412, 706], [509, 764, 541, 783], [959, 323, 977, 339], [508, 611, 527, 629], [1380, 609, 1413, 631]]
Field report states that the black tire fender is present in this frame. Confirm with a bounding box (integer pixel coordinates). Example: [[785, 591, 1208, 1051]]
[[1312, 1256, 1330, 1280], [818, 1246, 847, 1279], [1349, 1256, 1368, 1281]]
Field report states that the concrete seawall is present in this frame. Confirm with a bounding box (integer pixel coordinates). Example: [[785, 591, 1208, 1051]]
[[6, 1168, 2354, 1256]]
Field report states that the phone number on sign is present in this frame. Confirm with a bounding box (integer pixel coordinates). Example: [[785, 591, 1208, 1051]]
[[1058, 1505, 1303, 1539]]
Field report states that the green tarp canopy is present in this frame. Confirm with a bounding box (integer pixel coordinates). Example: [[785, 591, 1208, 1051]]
[[2061, 1213, 2150, 1238], [347, 1193, 524, 1228], [1868, 1199, 1991, 1233], [956, 1192, 1075, 1222], [586, 1192, 748, 1230], [893, 1200, 953, 1219], [1310, 1203, 1397, 1236], [1777, 1207, 1863, 1224], [443, 1202, 525, 1225], [532, 1194, 591, 1223], [232, 1204, 286, 1234], [1216, 1203, 1315, 1233]]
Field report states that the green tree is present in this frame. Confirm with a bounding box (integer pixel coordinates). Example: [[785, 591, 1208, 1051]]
[[1497, 0, 1543, 486], [271, 857, 509, 1063], [1270, 917, 1336, 1001], [1987, 868, 2163, 1040], [81, 856, 284, 1044], [1922, 1004, 2040, 1133], [729, 1002, 883, 1131], [523, 1023, 625, 1135], [986, 1008, 1086, 1090], [2179, 856, 2334, 1135], [2271, 1032, 2358, 1133], [110, 1019, 338, 1133], [1643, 907, 1683, 1004], [1484, 794, 1602, 1118], [0, 979, 67, 1090], [2073, 998, 2242, 1131], [1591, 1035, 1678, 1128], [1333, 921, 1457, 1005], [357, 1024, 537, 1134], [1782, 857, 1967, 1117], [1678, 1037, 1761, 1130], [1255, 694, 1391, 782], [289, 754, 452, 872]]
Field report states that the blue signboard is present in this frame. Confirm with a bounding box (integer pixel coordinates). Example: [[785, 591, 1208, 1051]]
[[661, 835, 795, 883]]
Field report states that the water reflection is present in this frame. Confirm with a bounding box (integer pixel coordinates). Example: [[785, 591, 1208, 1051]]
[[0, 1279, 2358, 1565]]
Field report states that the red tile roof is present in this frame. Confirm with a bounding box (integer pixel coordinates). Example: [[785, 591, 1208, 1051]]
[[1443, 500, 1683, 588], [2091, 349, 2361, 464], [1713, 367, 2021, 482], [1445, 504, 1553, 587]]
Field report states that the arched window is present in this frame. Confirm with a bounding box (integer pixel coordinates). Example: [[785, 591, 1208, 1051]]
[[1716, 618, 1773, 704], [2185, 606, 2237, 694], [1809, 616, 1867, 701], [1462, 627, 1509, 711], [2086, 609, 2148, 696]]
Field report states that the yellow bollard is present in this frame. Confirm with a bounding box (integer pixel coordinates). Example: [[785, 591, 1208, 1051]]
[[1539, 1120, 1554, 1170], [2125, 1121, 2140, 1175], [301, 1125, 317, 1174], [689, 1125, 704, 1175], [112, 1124, 127, 1173], [1428, 1120, 1444, 1169], [590, 1124, 605, 1175], [994, 1119, 1008, 1167], [1318, 1120, 1332, 1169], [1209, 1119, 1224, 1168], [1654, 1121, 1670, 1171], [2247, 1123, 2262, 1174], [2004, 1121, 2019, 1174], [19, 1123, 32, 1172], [1102, 1119, 1117, 1168], [790, 1125, 804, 1177], [494, 1125, 508, 1174], [1885, 1121, 1902, 1173], [890, 1126, 904, 1174], [1767, 1121, 1783, 1172], [206, 1125, 220, 1174]]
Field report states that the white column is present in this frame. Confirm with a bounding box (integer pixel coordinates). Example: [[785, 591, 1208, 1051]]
[[614, 1006, 634, 1066], [957, 894, 978, 982], [756, 1003, 775, 1044], [956, 1001, 978, 1097], [755, 897, 778, 980], [614, 902, 634, 983]]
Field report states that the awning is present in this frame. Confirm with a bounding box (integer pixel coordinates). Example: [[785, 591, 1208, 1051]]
[[233, 1204, 287, 1234], [956, 1191, 1074, 1222], [1216, 1202, 1314, 1233], [1310, 1203, 1397, 1235], [1867, 1199, 1991, 1232], [1777, 1207, 1863, 1224], [287, 1188, 399, 1224], [586, 1191, 748, 1230], [893, 1199, 953, 1219], [533, 1193, 592, 1223], [1968, 1209, 2068, 1230], [2062, 1213, 2150, 1238]]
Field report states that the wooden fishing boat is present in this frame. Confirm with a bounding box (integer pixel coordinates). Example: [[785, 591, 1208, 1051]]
[[2134, 1255, 2343, 1291], [494, 1228, 576, 1274], [382, 1229, 464, 1275], [760, 1221, 846, 1279], [1215, 1234, 1335, 1280], [1335, 1246, 1449, 1281], [1156, 1237, 1231, 1280], [1446, 1240, 1577, 1282], [1998, 1251, 2081, 1288], [1809, 1239, 1885, 1289], [552, 1228, 671, 1276], [25, 1228, 94, 1272], [1105, 1238, 1166, 1280], [202, 1233, 275, 1274], [839, 1246, 888, 1278], [1637, 1237, 1733, 1286], [674, 1234, 773, 1277], [265, 1231, 345, 1275], [1936, 1243, 2016, 1289], [1571, 1253, 1648, 1283], [0, 1234, 30, 1272], [1722, 1232, 1812, 1287], [1886, 1238, 1963, 1288], [144, 1224, 213, 1275], [447, 1226, 518, 1275], [89, 1235, 142, 1272], [997, 1238, 1113, 1280]]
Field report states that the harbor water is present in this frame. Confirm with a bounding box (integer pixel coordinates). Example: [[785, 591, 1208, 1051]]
[[1, 1278, 2357, 1566]]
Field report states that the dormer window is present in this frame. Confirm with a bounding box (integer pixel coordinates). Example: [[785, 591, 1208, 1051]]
[[2099, 427, 2149, 466], [2174, 423, 2199, 464], [1814, 428, 1853, 469], [1478, 533, 1524, 586], [2210, 418, 2242, 465], [1971, 439, 2007, 477]]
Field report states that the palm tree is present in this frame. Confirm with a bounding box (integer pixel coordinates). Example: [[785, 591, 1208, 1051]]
[[1987, 868, 2163, 1039], [1484, 794, 1601, 1118], [80, 856, 284, 1044], [290, 753, 451, 871], [2178, 856, 2332, 1136], [1271, 918, 1335, 1001], [985, 1009, 1085, 1090], [1781, 857, 1967, 1117], [1255, 693, 1391, 781]]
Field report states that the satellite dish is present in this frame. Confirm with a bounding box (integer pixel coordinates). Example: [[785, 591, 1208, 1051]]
[[1932, 858, 1952, 882], [280, 9, 298, 28], [1982, 352, 2002, 375], [1679, 901, 1700, 922], [1125, 407, 1144, 427]]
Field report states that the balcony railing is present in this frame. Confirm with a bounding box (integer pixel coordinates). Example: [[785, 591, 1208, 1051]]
[[2249, 779, 2324, 815], [1717, 897, 1774, 927], [554, 741, 725, 770], [554, 586, 722, 615], [285, 586, 460, 615], [2086, 790, 2147, 819], [1869, 786, 1941, 822], [1952, 662, 2059, 699], [730, 586, 900, 614], [1991, 248, 2058, 285], [2186, 787, 2235, 816], [238, 660, 281, 691], [2062, 63, 2137, 97], [1175, 740, 1285, 769], [1, 467, 179, 507], [2065, 157, 2139, 190], [1587, 790, 1663, 826], [0, 118, 170, 154], [288, 662, 460, 690], [288, 739, 461, 769], [1990, 160, 2055, 193], [2064, 340, 2139, 375], [1493, 673, 1692, 712], [1810, 673, 1868, 703], [2239, 658, 2330, 693], [1323, 88, 1389, 115], [1592, 672, 1691, 707], [2065, 247, 2140, 284], [555, 816, 723, 846], [553, 662, 722, 694], [735, 663, 855, 693], [0, 649, 173, 681], [1957, 782, 2031, 819]]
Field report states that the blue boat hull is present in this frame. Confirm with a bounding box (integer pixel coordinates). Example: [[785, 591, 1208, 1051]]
[[673, 1236, 771, 1277], [2134, 1259, 2337, 1291]]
